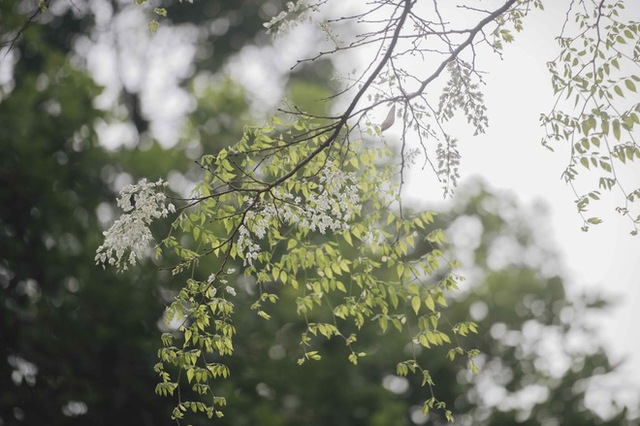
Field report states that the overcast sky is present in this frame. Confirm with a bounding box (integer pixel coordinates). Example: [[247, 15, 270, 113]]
[[399, 2, 640, 389]]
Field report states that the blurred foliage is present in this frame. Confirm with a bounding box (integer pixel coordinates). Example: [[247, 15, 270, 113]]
[[0, 0, 255, 424], [0, 7, 172, 424], [0, 0, 637, 425], [165, 0, 281, 70]]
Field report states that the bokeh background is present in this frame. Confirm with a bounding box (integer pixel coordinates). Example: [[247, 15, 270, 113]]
[[1, 1, 639, 425]]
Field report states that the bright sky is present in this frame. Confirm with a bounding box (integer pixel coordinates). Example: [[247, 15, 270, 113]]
[[400, 1, 640, 389], [478, 0, 640, 367]]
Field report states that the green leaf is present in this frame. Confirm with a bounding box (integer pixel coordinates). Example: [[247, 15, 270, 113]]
[[580, 157, 590, 169], [418, 334, 429, 347], [425, 295, 436, 312], [397, 263, 406, 278], [396, 363, 408, 376], [614, 85, 624, 97], [386, 214, 395, 225], [445, 410, 454, 423], [148, 19, 160, 32], [379, 316, 388, 332], [153, 7, 168, 17], [422, 403, 430, 416], [411, 296, 421, 315], [426, 229, 446, 245], [613, 120, 621, 140], [626, 79, 637, 92], [348, 353, 358, 365]]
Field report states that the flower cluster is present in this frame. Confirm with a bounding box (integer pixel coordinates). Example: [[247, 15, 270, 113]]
[[237, 223, 261, 266], [236, 163, 360, 265], [263, 1, 315, 36], [95, 179, 175, 271], [205, 269, 238, 297]]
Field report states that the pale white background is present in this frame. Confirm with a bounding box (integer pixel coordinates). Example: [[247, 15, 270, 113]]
[[399, 2, 640, 391]]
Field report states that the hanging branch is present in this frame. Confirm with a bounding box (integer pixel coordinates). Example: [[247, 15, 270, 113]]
[[95, 0, 640, 423]]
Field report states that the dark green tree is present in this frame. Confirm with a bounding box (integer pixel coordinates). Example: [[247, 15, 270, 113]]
[[0, 5, 173, 423], [0, 1, 262, 424]]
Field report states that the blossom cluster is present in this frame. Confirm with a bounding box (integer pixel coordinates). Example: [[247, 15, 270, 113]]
[[206, 268, 238, 297], [263, 1, 315, 36], [95, 179, 175, 271], [236, 163, 360, 265]]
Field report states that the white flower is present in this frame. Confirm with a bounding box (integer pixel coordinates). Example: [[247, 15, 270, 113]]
[[262, 0, 311, 35], [225, 286, 237, 296], [95, 179, 174, 271], [233, 162, 361, 266], [263, 11, 288, 30], [237, 224, 261, 266]]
